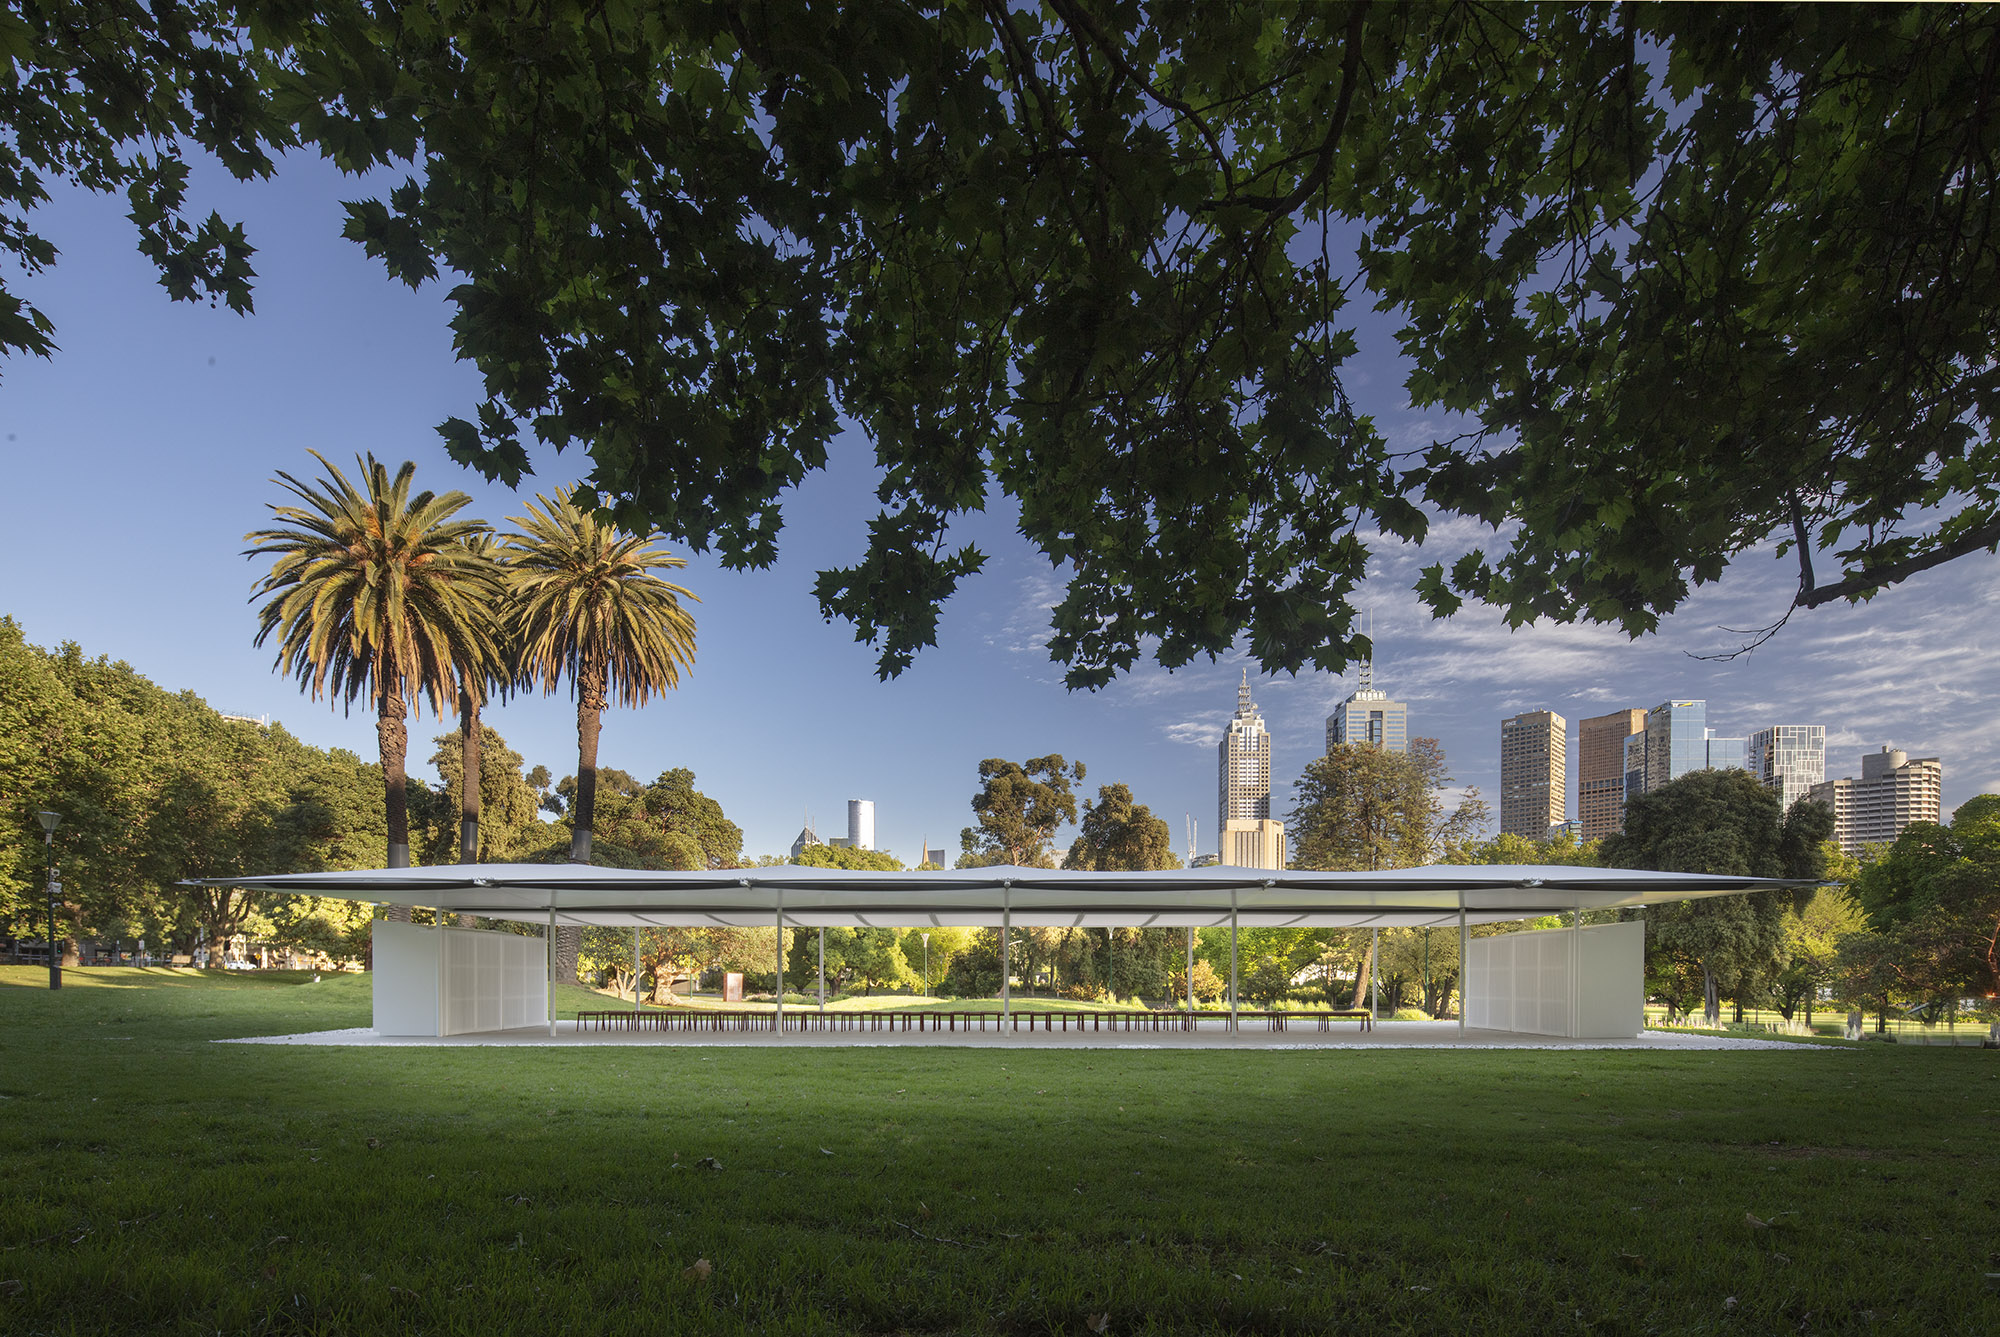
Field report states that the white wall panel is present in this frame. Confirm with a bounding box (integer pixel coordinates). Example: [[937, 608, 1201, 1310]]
[[1466, 920, 1641, 1038], [373, 921, 547, 1037], [439, 925, 546, 1036], [372, 920, 440, 1036], [1574, 919, 1645, 1038]]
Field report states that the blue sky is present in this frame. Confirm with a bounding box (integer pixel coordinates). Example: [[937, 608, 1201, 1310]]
[[3, 155, 1995, 863]]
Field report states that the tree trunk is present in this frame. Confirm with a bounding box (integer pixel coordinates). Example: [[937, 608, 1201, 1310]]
[[570, 665, 606, 864], [1701, 964, 1721, 1027], [555, 925, 582, 983], [1350, 935, 1373, 1009], [378, 672, 412, 924], [459, 687, 482, 863]]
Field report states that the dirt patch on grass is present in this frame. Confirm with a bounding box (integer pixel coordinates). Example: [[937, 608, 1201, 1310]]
[[1742, 1142, 1891, 1160]]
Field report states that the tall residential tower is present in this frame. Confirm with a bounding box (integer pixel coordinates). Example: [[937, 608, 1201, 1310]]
[[1746, 725, 1827, 813], [847, 799, 876, 852], [1810, 746, 1943, 855], [1500, 710, 1568, 837]]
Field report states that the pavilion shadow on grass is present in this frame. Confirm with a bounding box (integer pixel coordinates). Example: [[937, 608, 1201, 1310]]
[[187, 863, 1807, 1042]]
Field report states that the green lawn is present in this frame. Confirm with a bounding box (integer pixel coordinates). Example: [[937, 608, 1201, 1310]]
[[1, 967, 1994, 1335]]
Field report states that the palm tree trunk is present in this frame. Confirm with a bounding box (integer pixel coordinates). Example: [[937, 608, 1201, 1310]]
[[569, 664, 606, 864], [378, 671, 413, 922], [456, 687, 482, 928], [555, 662, 606, 984], [459, 687, 482, 863]]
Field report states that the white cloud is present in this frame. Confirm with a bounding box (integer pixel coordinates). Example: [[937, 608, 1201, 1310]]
[[1164, 715, 1227, 748]]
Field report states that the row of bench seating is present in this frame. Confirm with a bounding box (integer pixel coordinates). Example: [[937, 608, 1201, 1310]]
[[573, 1008, 1374, 1034]]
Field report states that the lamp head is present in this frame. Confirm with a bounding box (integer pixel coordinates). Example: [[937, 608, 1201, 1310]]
[[36, 811, 62, 835]]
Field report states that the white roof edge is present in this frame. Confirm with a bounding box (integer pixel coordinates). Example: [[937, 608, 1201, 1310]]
[[180, 862, 1812, 927]]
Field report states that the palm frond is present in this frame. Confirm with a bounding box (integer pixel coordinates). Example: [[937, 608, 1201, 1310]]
[[500, 487, 698, 708]]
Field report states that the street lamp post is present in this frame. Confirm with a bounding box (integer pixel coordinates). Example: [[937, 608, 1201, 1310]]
[[36, 811, 62, 990], [921, 932, 930, 998]]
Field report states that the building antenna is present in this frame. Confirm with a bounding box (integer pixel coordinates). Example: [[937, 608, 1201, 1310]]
[[1359, 608, 1375, 692]]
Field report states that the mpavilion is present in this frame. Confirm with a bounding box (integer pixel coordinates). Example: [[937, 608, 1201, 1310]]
[[190, 862, 1809, 1043]]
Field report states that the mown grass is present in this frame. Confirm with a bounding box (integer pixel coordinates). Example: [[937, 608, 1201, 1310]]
[[0, 967, 1995, 1336]]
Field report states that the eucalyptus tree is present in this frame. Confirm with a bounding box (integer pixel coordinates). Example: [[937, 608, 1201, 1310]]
[[958, 756, 1085, 868], [246, 452, 495, 876], [1290, 739, 1487, 871], [1064, 784, 1180, 872], [501, 487, 698, 865]]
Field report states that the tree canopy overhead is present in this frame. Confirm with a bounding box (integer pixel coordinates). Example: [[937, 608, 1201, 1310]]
[[10, 3, 1998, 684]]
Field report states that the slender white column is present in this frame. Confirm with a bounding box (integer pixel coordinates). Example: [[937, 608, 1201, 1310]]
[[1370, 927, 1379, 1020], [818, 927, 825, 1012], [1228, 889, 1239, 1034], [1458, 901, 1469, 1038], [434, 908, 445, 1039], [546, 905, 556, 1038], [632, 925, 641, 1014], [774, 888, 784, 1036], [1571, 907, 1583, 1038], [1185, 926, 1194, 1014], [1001, 882, 1012, 1023]]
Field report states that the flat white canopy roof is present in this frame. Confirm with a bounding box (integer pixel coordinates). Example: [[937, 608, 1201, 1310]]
[[189, 863, 1805, 930]]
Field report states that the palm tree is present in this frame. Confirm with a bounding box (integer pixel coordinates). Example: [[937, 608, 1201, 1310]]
[[501, 487, 697, 865], [451, 532, 516, 868], [246, 453, 495, 878]]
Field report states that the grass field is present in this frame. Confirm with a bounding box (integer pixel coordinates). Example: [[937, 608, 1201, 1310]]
[[1, 967, 1995, 1336]]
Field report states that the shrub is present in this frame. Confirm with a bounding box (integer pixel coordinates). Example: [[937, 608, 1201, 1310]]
[[1391, 1007, 1432, 1021]]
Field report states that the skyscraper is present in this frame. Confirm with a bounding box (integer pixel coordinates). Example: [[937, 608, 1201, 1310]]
[[1810, 746, 1943, 855], [1325, 655, 1408, 753], [1642, 699, 1709, 793], [1746, 725, 1827, 813], [1578, 708, 1645, 839], [1500, 710, 1567, 837], [847, 799, 875, 851], [1624, 699, 1750, 806], [1218, 670, 1285, 869]]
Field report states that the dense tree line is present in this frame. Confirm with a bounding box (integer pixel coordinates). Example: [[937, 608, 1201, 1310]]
[[1, 607, 748, 974], [2, 615, 387, 962], [1839, 797, 2000, 1029]]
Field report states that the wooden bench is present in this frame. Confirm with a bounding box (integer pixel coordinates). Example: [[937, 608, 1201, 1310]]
[[576, 1006, 1375, 1035]]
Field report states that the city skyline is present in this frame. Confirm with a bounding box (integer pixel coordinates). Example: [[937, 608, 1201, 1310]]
[[3, 161, 1996, 865]]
